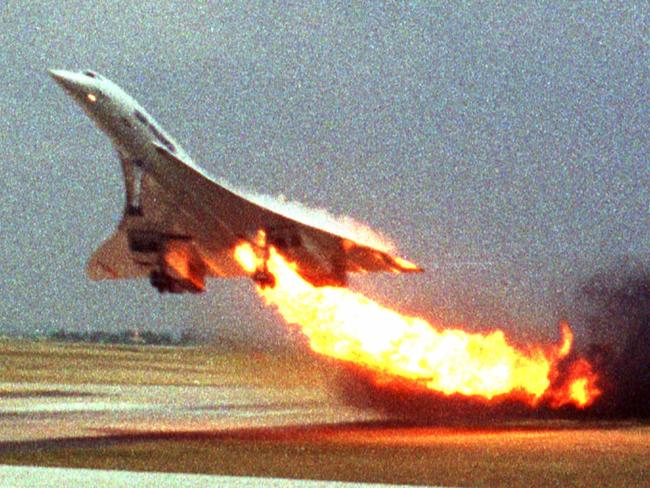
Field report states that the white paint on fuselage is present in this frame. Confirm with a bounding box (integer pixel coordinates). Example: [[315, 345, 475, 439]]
[[48, 69, 199, 177]]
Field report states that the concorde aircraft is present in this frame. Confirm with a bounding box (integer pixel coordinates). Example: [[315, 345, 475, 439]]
[[49, 69, 422, 294]]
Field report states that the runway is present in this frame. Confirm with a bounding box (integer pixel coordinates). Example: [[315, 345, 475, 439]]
[[0, 465, 419, 488], [0, 381, 381, 443], [0, 381, 409, 486], [1, 341, 648, 486]]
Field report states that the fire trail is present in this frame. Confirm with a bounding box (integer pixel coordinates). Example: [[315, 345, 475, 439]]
[[234, 242, 601, 409]]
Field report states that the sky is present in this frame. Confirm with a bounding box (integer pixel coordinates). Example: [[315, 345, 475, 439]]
[[0, 1, 647, 349]]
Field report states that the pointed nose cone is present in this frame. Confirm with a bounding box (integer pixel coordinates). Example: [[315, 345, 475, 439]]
[[48, 69, 83, 96], [47, 69, 68, 80]]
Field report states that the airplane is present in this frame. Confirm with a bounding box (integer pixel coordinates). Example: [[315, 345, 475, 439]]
[[48, 69, 422, 294]]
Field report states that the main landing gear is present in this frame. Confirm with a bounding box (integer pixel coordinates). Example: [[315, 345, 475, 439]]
[[249, 235, 276, 289], [252, 267, 276, 289]]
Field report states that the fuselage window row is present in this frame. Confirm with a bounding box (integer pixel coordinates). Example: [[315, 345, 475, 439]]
[[134, 110, 176, 153]]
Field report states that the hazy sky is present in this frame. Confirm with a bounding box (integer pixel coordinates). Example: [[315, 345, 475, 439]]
[[0, 1, 647, 348]]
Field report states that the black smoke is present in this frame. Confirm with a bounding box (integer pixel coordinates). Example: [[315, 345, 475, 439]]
[[579, 258, 650, 418]]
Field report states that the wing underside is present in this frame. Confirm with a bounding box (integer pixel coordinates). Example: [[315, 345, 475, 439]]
[[88, 145, 421, 290], [86, 168, 246, 286]]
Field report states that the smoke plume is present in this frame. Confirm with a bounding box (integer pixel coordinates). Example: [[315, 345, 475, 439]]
[[579, 258, 650, 418]]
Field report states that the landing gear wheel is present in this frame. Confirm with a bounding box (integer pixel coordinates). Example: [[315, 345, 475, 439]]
[[252, 269, 276, 289]]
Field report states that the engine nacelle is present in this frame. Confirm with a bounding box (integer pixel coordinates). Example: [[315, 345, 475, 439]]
[[128, 230, 207, 293], [161, 240, 206, 292], [297, 265, 347, 287], [149, 269, 203, 294]]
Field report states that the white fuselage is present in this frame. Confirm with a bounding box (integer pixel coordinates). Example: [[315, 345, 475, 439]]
[[48, 69, 224, 231], [48, 69, 195, 174]]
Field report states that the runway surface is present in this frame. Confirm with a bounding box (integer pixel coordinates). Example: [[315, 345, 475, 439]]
[[0, 381, 380, 443], [1, 342, 648, 486], [0, 381, 415, 486], [0, 465, 428, 487]]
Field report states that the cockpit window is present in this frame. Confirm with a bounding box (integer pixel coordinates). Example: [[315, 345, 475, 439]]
[[83, 70, 98, 78]]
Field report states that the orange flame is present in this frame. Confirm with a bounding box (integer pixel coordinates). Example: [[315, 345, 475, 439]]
[[548, 358, 602, 408], [234, 242, 600, 408]]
